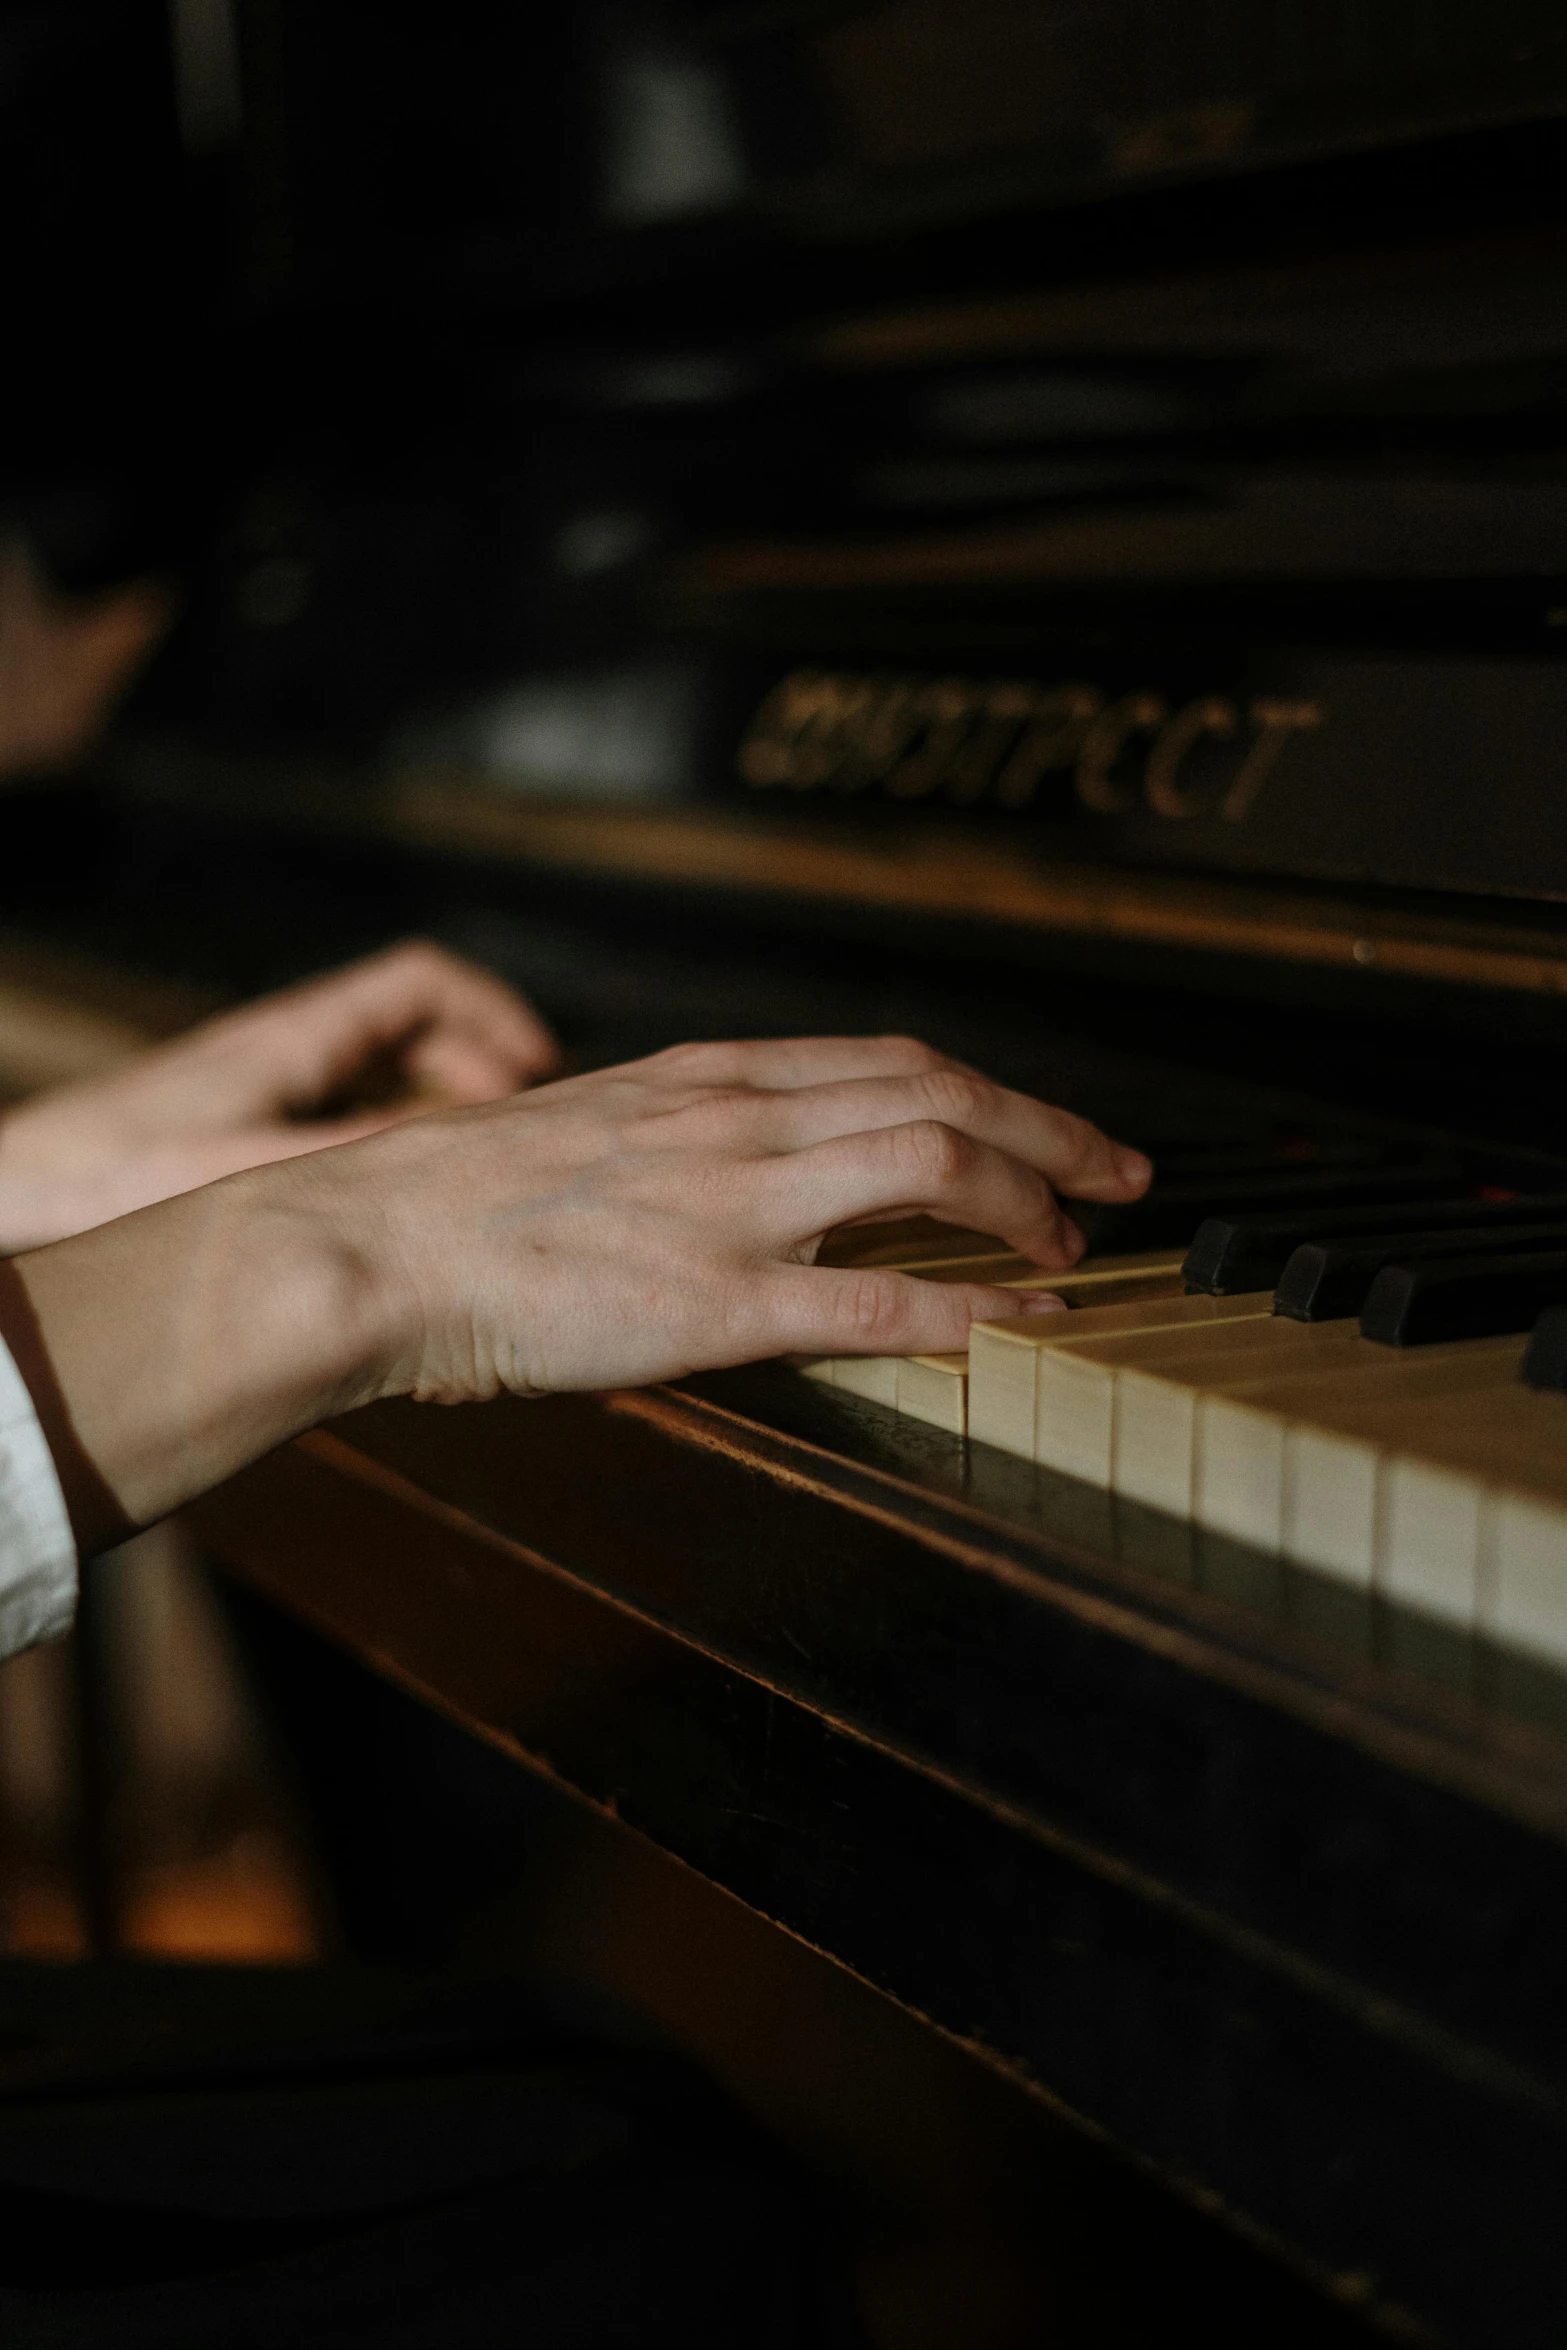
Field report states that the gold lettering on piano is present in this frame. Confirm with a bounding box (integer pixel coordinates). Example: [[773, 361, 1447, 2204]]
[[1075, 692, 1168, 814], [1219, 698, 1325, 822], [738, 670, 1324, 821], [884, 678, 980, 797], [1144, 695, 1237, 817], [994, 685, 1101, 806]]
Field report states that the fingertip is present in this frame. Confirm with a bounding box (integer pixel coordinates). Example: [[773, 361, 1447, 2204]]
[[1015, 1215, 1084, 1275], [410, 1033, 524, 1099], [968, 1284, 1066, 1323], [1113, 1145, 1153, 1193]]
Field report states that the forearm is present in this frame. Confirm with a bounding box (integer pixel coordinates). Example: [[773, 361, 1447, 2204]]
[[0, 1034, 1153, 1562], [3, 1168, 393, 1553]]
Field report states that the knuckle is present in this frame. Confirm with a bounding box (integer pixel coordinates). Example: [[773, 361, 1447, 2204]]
[[682, 1085, 758, 1141], [842, 1272, 913, 1348], [653, 1040, 721, 1080], [917, 1067, 987, 1128], [390, 936, 448, 976], [896, 1118, 968, 1188], [646, 1043, 701, 1087], [1029, 1177, 1067, 1239]]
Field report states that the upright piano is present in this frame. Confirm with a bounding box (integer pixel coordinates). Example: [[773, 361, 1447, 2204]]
[[11, 5, 1567, 2341]]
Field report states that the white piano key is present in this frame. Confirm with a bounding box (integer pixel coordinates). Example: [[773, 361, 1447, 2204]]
[[827, 1355, 901, 1407], [967, 1318, 1044, 1460], [1113, 1366, 1203, 1515], [1195, 1394, 1290, 1553], [1035, 1345, 1123, 1487], [1491, 1488, 1567, 1669], [1096, 1316, 1348, 1516], [895, 1352, 968, 1435], [1283, 1423, 1381, 1587], [1228, 1336, 1525, 1587], [1381, 1454, 1485, 1629]]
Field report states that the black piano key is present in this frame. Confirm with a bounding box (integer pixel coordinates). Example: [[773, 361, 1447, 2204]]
[[1276, 1220, 1567, 1322], [1361, 1251, 1567, 1347], [1183, 1191, 1567, 1295], [1078, 1158, 1464, 1255], [1522, 1309, 1567, 1391]]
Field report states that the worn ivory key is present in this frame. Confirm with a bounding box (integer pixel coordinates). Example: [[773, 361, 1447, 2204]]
[[1110, 1320, 1369, 1516], [1191, 1335, 1528, 1577], [967, 1291, 1272, 1466], [803, 1250, 1186, 1424], [1117, 1332, 1534, 1643], [1247, 1371, 1567, 1637], [1491, 1474, 1567, 1671], [1368, 1384, 1567, 1643], [885, 1267, 1194, 1433], [894, 1353, 969, 1433], [1187, 1331, 1517, 1549], [1027, 1306, 1328, 1486]]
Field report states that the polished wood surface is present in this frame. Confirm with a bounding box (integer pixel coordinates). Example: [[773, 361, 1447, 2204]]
[[388, 781, 1567, 1003], [104, 746, 1567, 1004], [188, 1360, 1567, 2350]]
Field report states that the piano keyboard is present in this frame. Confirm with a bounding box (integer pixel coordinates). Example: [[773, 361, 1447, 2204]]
[[799, 1155, 1567, 1678]]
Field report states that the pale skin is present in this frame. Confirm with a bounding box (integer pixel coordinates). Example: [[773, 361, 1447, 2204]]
[[0, 938, 561, 1249], [0, 941, 1152, 1561]]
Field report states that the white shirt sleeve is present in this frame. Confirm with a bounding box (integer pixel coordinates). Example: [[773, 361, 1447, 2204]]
[[0, 1333, 77, 1659]]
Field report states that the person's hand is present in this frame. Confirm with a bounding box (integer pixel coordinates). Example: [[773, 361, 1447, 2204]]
[[0, 940, 561, 1250], [10, 1030, 1152, 1549], [339, 1032, 1155, 1399]]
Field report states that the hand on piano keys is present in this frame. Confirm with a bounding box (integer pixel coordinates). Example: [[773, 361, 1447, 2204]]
[[800, 1151, 1567, 1684], [2, 1027, 1150, 1557], [0, 940, 563, 1251]]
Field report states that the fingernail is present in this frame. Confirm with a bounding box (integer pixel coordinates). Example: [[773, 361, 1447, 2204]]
[[1060, 1217, 1087, 1263], [1114, 1146, 1153, 1189], [1017, 1290, 1068, 1314]]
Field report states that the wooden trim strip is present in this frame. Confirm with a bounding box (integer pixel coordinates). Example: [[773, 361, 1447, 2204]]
[[388, 776, 1567, 1000]]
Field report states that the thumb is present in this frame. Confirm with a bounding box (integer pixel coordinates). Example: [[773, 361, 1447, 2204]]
[[765, 1266, 1068, 1359]]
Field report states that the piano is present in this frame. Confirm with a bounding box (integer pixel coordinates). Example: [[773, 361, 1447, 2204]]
[[10, 4, 1567, 2341]]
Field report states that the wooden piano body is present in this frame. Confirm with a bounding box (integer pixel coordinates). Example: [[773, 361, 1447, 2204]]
[[10, 5, 1567, 2340]]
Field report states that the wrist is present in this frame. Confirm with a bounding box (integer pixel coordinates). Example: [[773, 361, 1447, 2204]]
[[256, 1147, 419, 1414], [0, 1099, 85, 1253], [7, 1159, 404, 1548]]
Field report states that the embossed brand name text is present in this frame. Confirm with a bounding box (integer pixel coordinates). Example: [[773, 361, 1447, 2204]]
[[739, 670, 1323, 820]]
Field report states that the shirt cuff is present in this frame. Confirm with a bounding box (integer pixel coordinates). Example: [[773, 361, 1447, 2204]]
[[0, 1332, 78, 1658]]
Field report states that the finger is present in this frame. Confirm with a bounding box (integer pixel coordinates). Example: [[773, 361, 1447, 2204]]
[[297, 941, 561, 1090], [218, 941, 561, 1109], [401, 1027, 542, 1103], [758, 1265, 1068, 1360], [761, 1121, 1088, 1268], [750, 1070, 1150, 1203], [646, 1033, 967, 1094]]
